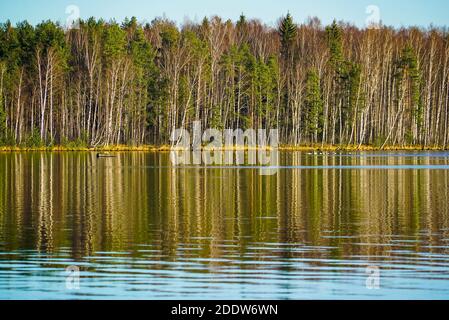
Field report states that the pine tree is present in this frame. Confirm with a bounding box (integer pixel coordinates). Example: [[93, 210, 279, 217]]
[[103, 22, 127, 65], [325, 20, 344, 71], [279, 13, 296, 61], [237, 13, 247, 29], [397, 45, 423, 143], [304, 69, 324, 143]]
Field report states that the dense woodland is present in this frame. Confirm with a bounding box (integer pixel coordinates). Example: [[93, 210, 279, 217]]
[[1, 14, 449, 148]]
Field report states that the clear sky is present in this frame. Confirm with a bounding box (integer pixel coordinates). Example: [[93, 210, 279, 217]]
[[1, 0, 448, 28]]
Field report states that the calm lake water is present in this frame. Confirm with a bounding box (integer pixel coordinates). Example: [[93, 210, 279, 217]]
[[1, 151, 449, 300]]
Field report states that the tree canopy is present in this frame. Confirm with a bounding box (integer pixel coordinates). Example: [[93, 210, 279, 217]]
[[0, 15, 448, 147]]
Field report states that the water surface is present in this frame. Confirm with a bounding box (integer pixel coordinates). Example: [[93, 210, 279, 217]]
[[0, 151, 449, 299]]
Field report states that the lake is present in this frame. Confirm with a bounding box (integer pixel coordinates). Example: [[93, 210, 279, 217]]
[[0, 151, 449, 299]]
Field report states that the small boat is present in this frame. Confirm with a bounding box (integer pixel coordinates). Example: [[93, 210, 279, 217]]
[[96, 153, 116, 158]]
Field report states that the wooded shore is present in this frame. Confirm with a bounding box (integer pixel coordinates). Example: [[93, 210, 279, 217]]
[[0, 144, 447, 152], [2, 15, 449, 149]]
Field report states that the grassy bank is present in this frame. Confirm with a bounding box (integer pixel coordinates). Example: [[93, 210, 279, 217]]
[[0, 145, 172, 152], [0, 144, 448, 152], [278, 144, 448, 151]]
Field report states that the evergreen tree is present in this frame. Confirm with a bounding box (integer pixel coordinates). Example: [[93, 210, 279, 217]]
[[403, 45, 423, 135], [103, 22, 127, 65], [237, 13, 247, 29], [304, 69, 324, 143], [279, 13, 296, 61], [325, 20, 344, 71], [395, 45, 423, 143], [342, 61, 362, 132]]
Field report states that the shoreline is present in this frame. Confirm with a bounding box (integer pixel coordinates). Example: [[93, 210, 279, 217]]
[[0, 144, 448, 152]]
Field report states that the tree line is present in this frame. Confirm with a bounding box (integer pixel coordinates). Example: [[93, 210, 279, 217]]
[[0, 14, 449, 148]]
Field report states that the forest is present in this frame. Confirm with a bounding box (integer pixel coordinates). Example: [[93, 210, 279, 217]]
[[0, 14, 449, 148]]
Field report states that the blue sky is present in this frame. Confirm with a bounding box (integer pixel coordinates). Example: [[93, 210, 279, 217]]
[[1, 0, 448, 28]]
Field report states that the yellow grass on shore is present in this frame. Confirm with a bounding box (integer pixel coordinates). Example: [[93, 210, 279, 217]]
[[0, 145, 171, 152], [0, 144, 447, 152], [278, 144, 447, 151]]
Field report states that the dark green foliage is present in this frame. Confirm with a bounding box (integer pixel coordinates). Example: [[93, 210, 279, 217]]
[[15, 21, 36, 68], [325, 21, 364, 140], [35, 20, 69, 72], [35, 20, 65, 50], [304, 69, 324, 142], [103, 22, 127, 65], [279, 13, 297, 60], [325, 20, 344, 70], [237, 14, 247, 29], [160, 22, 180, 49], [25, 128, 44, 147], [342, 62, 363, 126], [397, 45, 423, 134], [61, 131, 89, 148]]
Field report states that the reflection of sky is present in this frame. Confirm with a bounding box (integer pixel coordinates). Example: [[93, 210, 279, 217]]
[[1, 0, 449, 28], [1, 251, 449, 299]]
